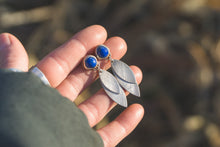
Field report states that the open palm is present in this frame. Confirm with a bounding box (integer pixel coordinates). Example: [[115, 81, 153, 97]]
[[0, 25, 144, 147]]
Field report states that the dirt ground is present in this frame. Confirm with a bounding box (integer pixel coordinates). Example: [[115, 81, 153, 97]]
[[1, 0, 220, 147]]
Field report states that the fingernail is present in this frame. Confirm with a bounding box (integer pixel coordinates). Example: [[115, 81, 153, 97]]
[[0, 33, 11, 50]]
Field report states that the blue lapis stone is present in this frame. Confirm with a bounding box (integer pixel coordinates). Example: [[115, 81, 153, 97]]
[[96, 45, 109, 59], [85, 56, 97, 69]]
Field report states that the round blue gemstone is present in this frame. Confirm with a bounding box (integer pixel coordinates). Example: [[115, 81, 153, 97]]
[[96, 45, 109, 59], [85, 56, 97, 69]]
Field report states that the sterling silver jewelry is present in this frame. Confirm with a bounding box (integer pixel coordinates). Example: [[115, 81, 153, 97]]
[[29, 66, 51, 86], [95, 45, 140, 97], [83, 55, 127, 107]]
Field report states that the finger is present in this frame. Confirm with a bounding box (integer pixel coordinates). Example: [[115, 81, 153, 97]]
[[78, 66, 143, 127], [56, 36, 127, 101], [0, 33, 28, 71], [36, 25, 107, 87], [97, 104, 144, 147]]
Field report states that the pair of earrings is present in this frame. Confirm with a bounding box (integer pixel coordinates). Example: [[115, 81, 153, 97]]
[[83, 45, 140, 107]]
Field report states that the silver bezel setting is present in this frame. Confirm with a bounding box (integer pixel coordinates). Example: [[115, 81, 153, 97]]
[[83, 55, 98, 70], [95, 45, 110, 60]]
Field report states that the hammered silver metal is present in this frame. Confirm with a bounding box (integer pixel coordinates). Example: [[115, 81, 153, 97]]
[[114, 73, 140, 97], [112, 59, 140, 97], [99, 69, 128, 107], [99, 69, 120, 94], [29, 66, 51, 86]]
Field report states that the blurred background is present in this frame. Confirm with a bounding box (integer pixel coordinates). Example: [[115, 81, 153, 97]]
[[1, 0, 220, 146]]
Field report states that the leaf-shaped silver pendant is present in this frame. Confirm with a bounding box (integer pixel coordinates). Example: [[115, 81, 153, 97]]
[[99, 69, 128, 107], [111, 60, 140, 97]]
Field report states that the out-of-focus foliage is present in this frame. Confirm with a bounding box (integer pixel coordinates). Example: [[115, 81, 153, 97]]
[[1, 0, 220, 146]]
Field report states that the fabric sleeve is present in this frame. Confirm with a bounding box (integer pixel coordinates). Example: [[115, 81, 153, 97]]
[[0, 69, 103, 147]]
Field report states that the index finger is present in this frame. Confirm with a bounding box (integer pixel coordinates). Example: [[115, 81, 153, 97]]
[[36, 25, 107, 87]]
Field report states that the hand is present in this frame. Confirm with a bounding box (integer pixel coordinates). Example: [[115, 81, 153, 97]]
[[0, 25, 144, 147]]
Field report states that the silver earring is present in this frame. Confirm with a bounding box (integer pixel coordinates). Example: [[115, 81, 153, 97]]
[[83, 55, 128, 107], [95, 45, 140, 97]]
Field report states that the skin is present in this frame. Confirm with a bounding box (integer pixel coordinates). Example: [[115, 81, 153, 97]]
[[0, 25, 144, 147]]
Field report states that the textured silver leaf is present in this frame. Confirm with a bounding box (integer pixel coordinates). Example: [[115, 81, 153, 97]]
[[99, 70, 128, 107], [112, 60, 140, 97], [99, 69, 120, 94], [101, 82, 128, 107], [114, 73, 140, 97], [112, 60, 136, 84]]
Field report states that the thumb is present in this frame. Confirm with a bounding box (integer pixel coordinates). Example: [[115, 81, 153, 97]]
[[0, 33, 28, 71]]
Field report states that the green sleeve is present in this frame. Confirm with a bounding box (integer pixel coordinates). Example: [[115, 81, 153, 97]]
[[0, 69, 103, 147]]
